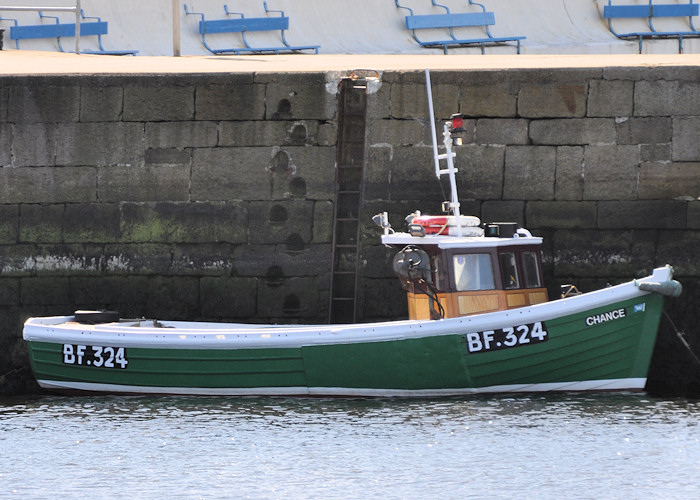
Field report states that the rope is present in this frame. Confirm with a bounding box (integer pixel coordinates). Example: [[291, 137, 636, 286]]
[[663, 309, 700, 367]]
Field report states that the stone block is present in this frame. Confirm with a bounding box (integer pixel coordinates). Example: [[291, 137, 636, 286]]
[[369, 119, 425, 147], [476, 119, 529, 145], [656, 230, 700, 276], [639, 162, 700, 200], [0, 278, 19, 306], [200, 276, 257, 319], [0, 86, 7, 123], [673, 117, 700, 161], [552, 229, 656, 278], [689, 202, 700, 229], [19, 204, 64, 243], [480, 201, 526, 226], [460, 85, 516, 118], [587, 80, 634, 117], [171, 243, 235, 276], [248, 200, 314, 245], [57, 122, 144, 167], [219, 120, 320, 147], [80, 86, 123, 122], [265, 83, 336, 121], [140, 276, 202, 320], [276, 243, 333, 277], [583, 145, 639, 200], [518, 84, 587, 118], [233, 245, 278, 277], [635, 80, 700, 117], [366, 144, 504, 203], [145, 148, 191, 166], [364, 145, 394, 202], [0, 205, 18, 243], [196, 84, 266, 121], [124, 86, 195, 121], [360, 243, 397, 279], [317, 123, 337, 146], [530, 119, 615, 145], [256, 277, 319, 319], [34, 244, 104, 275], [12, 123, 57, 167], [9, 86, 80, 123], [146, 121, 218, 148], [390, 83, 458, 121], [191, 147, 275, 201], [63, 203, 121, 243], [380, 146, 445, 202], [616, 117, 672, 145], [104, 243, 173, 275], [555, 146, 584, 201], [0, 244, 36, 276], [641, 143, 671, 163], [120, 202, 248, 244], [598, 200, 687, 229], [98, 165, 190, 202], [504, 146, 556, 200], [366, 81, 391, 121], [0, 124, 10, 165], [70, 276, 148, 311], [526, 201, 597, 229], [20, 277, 71, 305], [281, 146, 336, 200], [603, 65, 700, 82], [456, 145, 506, 201], [313, 201, 334, 244], [361, 276, 407, 320]]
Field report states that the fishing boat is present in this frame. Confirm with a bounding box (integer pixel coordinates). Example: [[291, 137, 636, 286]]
[[22, 72, 681, 397]]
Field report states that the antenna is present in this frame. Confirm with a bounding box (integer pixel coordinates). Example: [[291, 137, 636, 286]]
[[425, 68, 464, 237], [426, 68, 441, 179]]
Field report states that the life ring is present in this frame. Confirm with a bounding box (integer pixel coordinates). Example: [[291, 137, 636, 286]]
[[411, 215, 481, 235], [74, 310, 120, 324]]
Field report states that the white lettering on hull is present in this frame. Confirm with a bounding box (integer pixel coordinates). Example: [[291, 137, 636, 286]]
[[585, 308, 626, 327]]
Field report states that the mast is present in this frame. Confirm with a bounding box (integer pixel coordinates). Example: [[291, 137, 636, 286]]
[[425, 68, 464, 237]]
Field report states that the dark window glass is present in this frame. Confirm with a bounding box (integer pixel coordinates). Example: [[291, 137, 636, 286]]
[[522, 251, 541, 288], [500, 252, 520, 289]]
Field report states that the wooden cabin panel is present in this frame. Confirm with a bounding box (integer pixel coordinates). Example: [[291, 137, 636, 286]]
[[407, 293, 451, 320], [506, 292, 527, 308], [456, 292, 502, 315], [406, 289, 548, 320], [528, 290, 548, 304]]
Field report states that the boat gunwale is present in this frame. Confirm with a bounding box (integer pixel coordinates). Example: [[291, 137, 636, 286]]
[[22, 266, 673, 350]]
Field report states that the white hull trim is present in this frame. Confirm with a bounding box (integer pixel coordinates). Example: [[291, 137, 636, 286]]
[[37, 378, 647, 397]]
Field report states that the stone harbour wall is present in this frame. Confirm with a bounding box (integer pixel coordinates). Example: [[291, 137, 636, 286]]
[[1, 66, 700, 395]]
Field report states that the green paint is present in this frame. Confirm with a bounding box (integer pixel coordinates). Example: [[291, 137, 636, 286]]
[[26, 295, 665, 393]]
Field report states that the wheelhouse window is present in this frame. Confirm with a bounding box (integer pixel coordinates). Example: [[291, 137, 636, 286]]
[[432, 254, 445, 291], [453, 254, 495, 291], [499, 252, 520, 289], [521, 251, 542, 288]]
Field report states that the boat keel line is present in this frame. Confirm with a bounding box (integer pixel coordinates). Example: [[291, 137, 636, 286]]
[[37, 378, 646, 397]]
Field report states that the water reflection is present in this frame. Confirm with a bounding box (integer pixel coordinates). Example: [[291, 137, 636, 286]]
[[1, 394, 698, 499]]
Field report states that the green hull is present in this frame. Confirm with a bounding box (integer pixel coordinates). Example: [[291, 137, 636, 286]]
[[25, 294, 665, 396]]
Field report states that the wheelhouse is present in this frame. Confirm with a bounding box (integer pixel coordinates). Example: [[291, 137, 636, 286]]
[[382, 221, 548, 321]]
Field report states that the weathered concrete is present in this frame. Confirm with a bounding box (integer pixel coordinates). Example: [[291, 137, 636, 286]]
[[1, 55, 700, 396]]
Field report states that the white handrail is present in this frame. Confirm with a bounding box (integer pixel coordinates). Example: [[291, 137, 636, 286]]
[[0, 1, 81, 53]]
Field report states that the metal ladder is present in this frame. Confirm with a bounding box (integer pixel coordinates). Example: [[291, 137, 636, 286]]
[[328, 73, 370, 324]]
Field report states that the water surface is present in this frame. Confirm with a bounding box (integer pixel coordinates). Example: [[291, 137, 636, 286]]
[[1, 394, 698, 499]]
